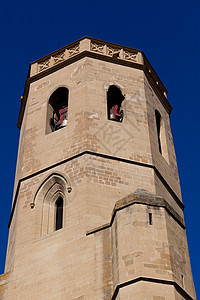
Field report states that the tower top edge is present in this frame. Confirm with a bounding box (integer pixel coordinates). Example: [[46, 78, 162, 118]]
[[29, 37, 167, 95], [17, 37, 172, 129], [30, 36, 143, 65]]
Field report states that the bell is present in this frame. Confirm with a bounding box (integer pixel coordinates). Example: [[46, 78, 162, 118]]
[[60, 119, 67, 127], [110, 113, 116, 120]]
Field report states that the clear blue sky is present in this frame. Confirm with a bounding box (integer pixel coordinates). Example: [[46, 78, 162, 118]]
[[0, 0, 199, 297]]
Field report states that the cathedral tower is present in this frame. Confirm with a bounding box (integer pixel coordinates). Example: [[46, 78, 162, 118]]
[[0, 37, 196, 300]]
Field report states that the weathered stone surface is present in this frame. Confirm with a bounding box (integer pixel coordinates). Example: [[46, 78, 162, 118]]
[[1, 38, 196, 300]]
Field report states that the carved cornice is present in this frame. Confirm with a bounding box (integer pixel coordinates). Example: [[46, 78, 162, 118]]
[[17, 37, 172, 129]]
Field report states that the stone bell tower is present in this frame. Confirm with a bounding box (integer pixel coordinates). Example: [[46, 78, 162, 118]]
[[0, 37, 196, 300]]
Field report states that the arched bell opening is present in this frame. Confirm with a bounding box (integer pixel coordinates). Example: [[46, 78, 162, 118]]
[[107, 85, 124, 122], [46, 87, 69, 133]]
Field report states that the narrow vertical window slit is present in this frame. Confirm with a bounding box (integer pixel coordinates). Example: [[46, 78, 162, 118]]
[[55, 197, 63, 231], [155, 110, 162, 154], [149, 213, 153, 225], [181, 274, 184, 287]]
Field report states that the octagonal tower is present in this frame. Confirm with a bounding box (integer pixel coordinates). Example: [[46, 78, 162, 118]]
[[0, 37, 196, 300]]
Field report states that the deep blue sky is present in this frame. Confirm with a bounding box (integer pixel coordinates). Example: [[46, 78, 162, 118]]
[[0, 0, 199, 297]]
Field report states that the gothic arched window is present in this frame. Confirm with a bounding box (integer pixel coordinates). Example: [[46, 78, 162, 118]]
[[46, 87, 69, 134], [55, 197, 63, 231], [107, 85, 124, 122], [33, 174, 70, 236]]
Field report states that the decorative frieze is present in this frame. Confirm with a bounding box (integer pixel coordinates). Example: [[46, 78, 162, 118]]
[[35, 38, 166, 101], [107, 46, 119, 56], [68, 44, 80, 57], [38, 58, 51, 72], [36, 39, 142, 74], [91, 42, 104, 54], [53, 51, 65, 65], [37, 44, 80, 73], [90, 41, 138, 62], [124, 50, 137, 62]]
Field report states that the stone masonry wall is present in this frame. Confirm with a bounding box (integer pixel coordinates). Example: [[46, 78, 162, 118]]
[[12, 57, 181, 203], [2, 192, 196, 300], [3, 48, 196, 300]]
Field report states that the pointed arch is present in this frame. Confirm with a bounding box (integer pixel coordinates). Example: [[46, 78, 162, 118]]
[[33, 173, 69, 236], [33, 173, 68, 204]]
